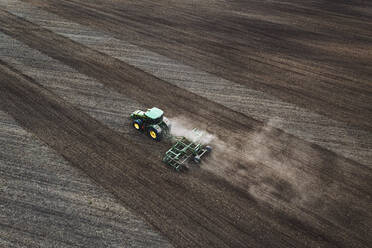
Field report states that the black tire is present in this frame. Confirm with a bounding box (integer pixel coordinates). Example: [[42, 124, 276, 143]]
[[133, 119, 143, 131], [148, 126, 162, 141]]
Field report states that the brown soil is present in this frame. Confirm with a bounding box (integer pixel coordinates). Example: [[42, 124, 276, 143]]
[[0, 1, 372, 247]]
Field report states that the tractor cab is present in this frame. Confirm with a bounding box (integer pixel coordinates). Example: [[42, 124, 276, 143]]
[[144, 107, 164, 124]]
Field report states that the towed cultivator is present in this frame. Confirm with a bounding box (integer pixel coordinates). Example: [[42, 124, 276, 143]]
[[130, 107, 212, 171], [163, 129, 212, 171]]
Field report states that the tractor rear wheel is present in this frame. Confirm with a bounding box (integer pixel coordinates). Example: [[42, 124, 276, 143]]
[[148, 127, 162, 141]]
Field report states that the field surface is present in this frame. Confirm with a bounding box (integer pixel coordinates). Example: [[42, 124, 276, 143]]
[[0, 0, 371, 247]]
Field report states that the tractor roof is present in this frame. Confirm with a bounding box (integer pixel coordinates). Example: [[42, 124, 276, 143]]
[[145, 107, 164, 119]]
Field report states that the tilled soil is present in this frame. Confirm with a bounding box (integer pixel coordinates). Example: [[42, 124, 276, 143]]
[[0, 110, 172, 248], [21, 0, 372, 130], [0, 1, 371, 248]]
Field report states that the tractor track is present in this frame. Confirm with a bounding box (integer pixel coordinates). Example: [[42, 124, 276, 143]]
[[0, 1, 371, 247]]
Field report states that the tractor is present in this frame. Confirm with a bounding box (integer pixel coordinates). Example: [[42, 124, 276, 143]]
[[130, 107, 171, 141]]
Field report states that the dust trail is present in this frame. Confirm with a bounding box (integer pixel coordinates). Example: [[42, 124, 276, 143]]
[[196, 116, 372, 236], [210, 118, 321, 205], [168, 116, 330, 207], [169, 116, 323, 206], [168, 117, 216, 144]]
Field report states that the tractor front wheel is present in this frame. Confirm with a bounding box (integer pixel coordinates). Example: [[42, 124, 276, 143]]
[[133, 119, 142, 131]]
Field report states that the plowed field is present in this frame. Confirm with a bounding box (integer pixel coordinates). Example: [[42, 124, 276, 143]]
[[0, 0, 371, 247]]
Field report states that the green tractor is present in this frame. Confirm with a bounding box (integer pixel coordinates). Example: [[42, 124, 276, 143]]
[[130, 107, 171, 141]]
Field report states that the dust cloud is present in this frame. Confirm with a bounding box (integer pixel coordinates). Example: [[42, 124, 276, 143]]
[[168, 117, 216, 144], [170, 116, 323, 206]]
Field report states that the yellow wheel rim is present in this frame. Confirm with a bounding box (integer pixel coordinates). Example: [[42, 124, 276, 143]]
[[134, 123, 140, 130], [150, 130, 157, 139]]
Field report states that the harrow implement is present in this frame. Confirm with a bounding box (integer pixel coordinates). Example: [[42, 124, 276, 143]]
[[162, 129, 212, 171]]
